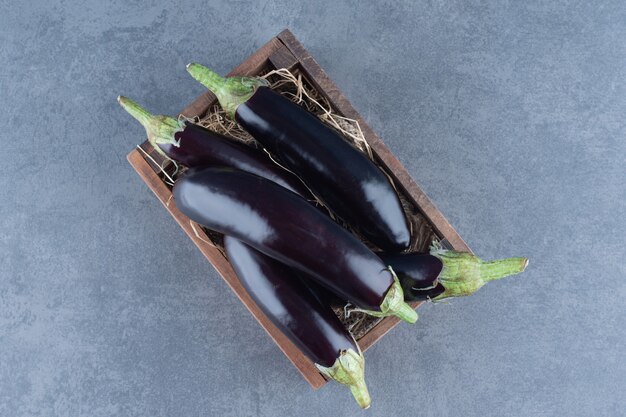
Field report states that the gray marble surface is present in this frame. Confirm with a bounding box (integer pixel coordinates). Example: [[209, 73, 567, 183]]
[[1, 1, 624, 416]]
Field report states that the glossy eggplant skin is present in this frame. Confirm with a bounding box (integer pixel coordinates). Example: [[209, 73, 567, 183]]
[[225, 237, 355, 367], [379, 253, 444, 301], [173, 167, 393, 310], [294, 268, 345, 309], [379, 253, 442, 288], [235, 87, 410, 252], [160, 123, 310, 197]]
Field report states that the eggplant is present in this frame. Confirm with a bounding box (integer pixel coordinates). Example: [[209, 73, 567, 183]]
[[117, 96, 311, 197], [186, 64, 411, 252], [381, 245, 529, 302], [173, 166, 417, 323], [380, 252, 443, 290], [224, 237, 370, 408]]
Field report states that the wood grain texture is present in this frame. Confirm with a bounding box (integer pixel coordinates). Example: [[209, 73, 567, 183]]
[[268, 44, 299, 71], [127, 29, 470, 388]]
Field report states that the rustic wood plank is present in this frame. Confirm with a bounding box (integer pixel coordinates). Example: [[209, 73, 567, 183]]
[[127, 149, 326, 389], [268, 44, 299, 70]]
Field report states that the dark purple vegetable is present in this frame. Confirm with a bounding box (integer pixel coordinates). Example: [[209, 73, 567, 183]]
[[296, 270, 345, 309], [173, 167, 417, 323], [224, 237, 370, 408], [381, 245, 529, 302], [186, 64, 411, 253], [380, 252, 443, 290], [117, 96, 311, 197]]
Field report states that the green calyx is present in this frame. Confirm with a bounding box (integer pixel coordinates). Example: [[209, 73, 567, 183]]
[[117, 96, 184, 155], [358, 268, 418, 324], [430, 243, 529, 301], [186, 63, 269, 118], [316, 348, 371, 409]]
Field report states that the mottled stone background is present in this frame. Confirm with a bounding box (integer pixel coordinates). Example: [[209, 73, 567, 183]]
[[0, 1, 624, 416]]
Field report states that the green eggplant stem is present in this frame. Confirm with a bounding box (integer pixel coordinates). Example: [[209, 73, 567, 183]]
[[186, 63, 269, 118], [117, 96, 183, 153], [430, 243, 529, 301], [315, 348, 371, 409], [479, 257, 529, 281], [357, 268, 418, 323], [118, 95, 152, 126]]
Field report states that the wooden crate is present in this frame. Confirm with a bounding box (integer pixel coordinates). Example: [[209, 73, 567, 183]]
[[127, 29, 470, 389]]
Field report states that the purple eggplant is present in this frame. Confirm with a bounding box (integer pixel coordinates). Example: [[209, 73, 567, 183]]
[[224, 237, 370, 408], [173, 167, 417, 323], [117, 96, 311, 197], [186, 64, 411, 252], [379, 252, 444, 301], [381, 245, 529, 301], [381, 253, 443, 289]]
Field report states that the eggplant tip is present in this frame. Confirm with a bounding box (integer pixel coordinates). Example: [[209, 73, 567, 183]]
[[523, 258, 529, 270], [117, 95, 123, 103]]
